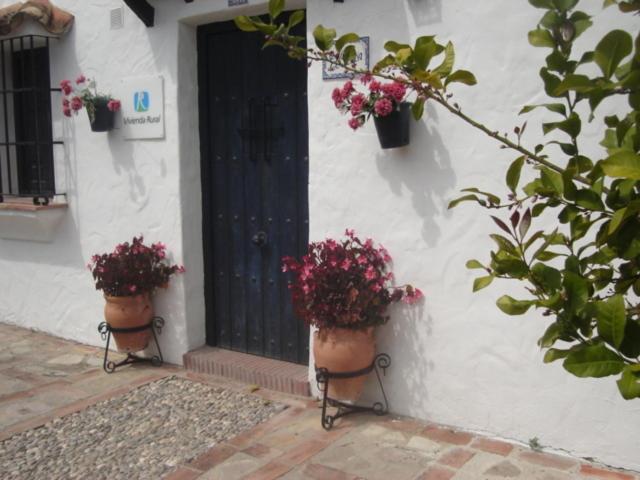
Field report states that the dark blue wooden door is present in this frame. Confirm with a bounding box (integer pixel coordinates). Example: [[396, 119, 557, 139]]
[[198, 17, 309, 364]]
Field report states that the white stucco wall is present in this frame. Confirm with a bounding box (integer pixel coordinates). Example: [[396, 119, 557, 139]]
[[0, 0, 637, 471]]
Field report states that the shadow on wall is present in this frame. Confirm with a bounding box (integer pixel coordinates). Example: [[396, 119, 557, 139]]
[[360, 300, 432, 414], [406, 0, 442, 26], [375, 103, 455, 246]]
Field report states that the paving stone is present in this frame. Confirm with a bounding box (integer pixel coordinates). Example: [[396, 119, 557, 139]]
[[406, 435, 448, 458], [484, 460, 522, 477], [580, 464, 636, 479], [518, 451, 578, 471], [46, 354, 86, 366], [438, 448, 475, 468], [0, 373, 31, 397], [417, 465, 456, 480], [471, 438, 514, 456], [422, 425, 473, 446], [198, 452, 267, 480]]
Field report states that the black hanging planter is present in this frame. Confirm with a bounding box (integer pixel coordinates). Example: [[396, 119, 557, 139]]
[[373, 102, 411, 149], [88, 102, 115, 132]]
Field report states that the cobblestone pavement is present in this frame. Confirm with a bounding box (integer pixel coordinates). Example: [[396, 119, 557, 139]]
[[1, 323, 638, 480]]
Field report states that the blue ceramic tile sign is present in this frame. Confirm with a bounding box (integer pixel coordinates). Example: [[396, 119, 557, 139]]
[[229, 0, 248, 6], [322, 37, 370, 80]]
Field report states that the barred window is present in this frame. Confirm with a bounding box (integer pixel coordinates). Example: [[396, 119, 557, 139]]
[[0, 35, 62, 205]]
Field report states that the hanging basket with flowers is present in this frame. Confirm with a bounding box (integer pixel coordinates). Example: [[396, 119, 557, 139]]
[[282, 229, 422, 400], [60, 74, 121, 132], [88, 236, 185, 352], [332, 77, 411, 149]]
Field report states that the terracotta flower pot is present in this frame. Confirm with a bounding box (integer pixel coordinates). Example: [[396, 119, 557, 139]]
[[103, 293, 153, 353], [313, 327, 376, 401]]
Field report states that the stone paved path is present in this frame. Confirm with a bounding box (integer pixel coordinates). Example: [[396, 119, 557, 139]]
[[1, 322, 638, 480]]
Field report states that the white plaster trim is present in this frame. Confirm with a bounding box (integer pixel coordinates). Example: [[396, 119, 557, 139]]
[[0, 204, 67, 242]]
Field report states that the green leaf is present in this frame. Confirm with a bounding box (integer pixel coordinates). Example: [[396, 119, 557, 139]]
[[234, 16, 258, 32], [445, 70, 477, 86], [617, 367, 640, 399], [529, 29, 556, 48], [313, 25, 337, 51], [506, 156, 525, 192], [384, 40, 411, 53], [538, 322, 562, 348], [594, 29, 633, 79], [529, 0, 554, 8], [466, 259, 485, 269], [335, 33, 360, 53], [519, 103, 566, 116], [473, 275, 494, 292], [268, 0, 285, 19], [575, 189, 604, 210], [601, 151, 640, 180], [553, 74, 594, 95], [341, 45, 357, 64], [532, 263, 562, 292], [287, 10, 305, 29], [596, 295, 627, 348], [563, 271, 589, 315], [412, 98, 425, 120], [413, 37, 437, 70], [563, 343, 625, 378], [540, 68, 562, 97], [544, 347, 573, 363], [490, 234, 518, 255], [433, 42, 455, 76], [448, 194, 480, 209], [553, 0, 579, 11], [496, 295, 533, 315], [541, 168, 564, 195]]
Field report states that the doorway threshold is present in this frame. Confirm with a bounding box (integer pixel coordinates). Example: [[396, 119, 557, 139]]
[[183, 347, 310, 397]]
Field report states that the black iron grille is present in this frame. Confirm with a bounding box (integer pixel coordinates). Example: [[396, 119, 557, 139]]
[[0, 35, 64, 205]]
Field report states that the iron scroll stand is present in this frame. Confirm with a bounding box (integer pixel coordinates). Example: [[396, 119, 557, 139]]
[[97, 317, 165, 373], [315, 353, 391, 430]]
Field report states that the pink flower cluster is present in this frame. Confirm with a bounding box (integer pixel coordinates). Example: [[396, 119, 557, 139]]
[[332, 76, 408, 131], [282, 229, 423, 330], [60, 74, 121, 119], [88, 236, 185, 297]]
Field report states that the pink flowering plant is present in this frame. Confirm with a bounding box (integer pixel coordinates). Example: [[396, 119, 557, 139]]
[[282, 229, 423, 331], [332, 77, 408, 131], [60, 74, 121, 122], [88, 236, 184, 297]]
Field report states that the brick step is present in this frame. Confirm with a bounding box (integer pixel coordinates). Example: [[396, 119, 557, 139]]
[[183, 347, 310, 397]]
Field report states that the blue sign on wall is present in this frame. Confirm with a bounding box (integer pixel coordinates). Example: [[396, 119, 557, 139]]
[[134, 91, 150, 112], [229, 0, 248, 6]]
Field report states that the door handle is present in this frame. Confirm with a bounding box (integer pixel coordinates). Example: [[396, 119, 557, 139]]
[[252, 231, 268, 247]]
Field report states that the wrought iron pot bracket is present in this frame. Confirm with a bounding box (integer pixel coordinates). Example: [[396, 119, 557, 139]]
[[97, 316, 165, 373], [315, 353, 391, 430]]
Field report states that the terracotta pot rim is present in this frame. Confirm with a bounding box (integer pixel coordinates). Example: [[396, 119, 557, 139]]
[[103, 292, 150, 303]]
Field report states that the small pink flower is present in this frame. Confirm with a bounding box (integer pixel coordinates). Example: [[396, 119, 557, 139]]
[[63, 107, 72, 117], [60, 79, 72, 96], [341, 80, 354, 97], [75, 74, 86, 84], [381, 81, 407, 102], [403, 287, 424, 305], [361, 73, 373, 85], [107, 99, 121, 112], [369, 80, 382, 93], [374, 98, 393, 117], [340, 259, 352, 271], [365, 266, 377, 281], [350, 93, 366, 116], [178, 266, 186, 273], [70, 96, 83, 111], [331, 88, 344, 107], [370, 282, 382, 292], [357, 255, 368, 265], [62, 98, 70, 108], [129, 285, 137, 293], [348, 116, 363, 130], [345, 229, 355, 237]]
